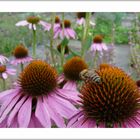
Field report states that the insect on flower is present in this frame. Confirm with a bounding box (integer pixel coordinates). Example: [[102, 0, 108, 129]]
[[80, 69, 101, 84]]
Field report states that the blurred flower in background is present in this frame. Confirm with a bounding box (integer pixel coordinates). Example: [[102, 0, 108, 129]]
[[76, 12, 86, 26], [54, 19, 76, 39], [90, 35, 108, 53], [0, 55, 9, 65], [0, 65, 16, 80], [16, 16, 51, 31], [11, 44, 33, 71]]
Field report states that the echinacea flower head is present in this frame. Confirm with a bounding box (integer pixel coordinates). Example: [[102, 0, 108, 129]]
[[57, 43, 69, 55], [76, 12, 86, 26], [0, 65, 16, 79], [16, 16, 51, 31], [63, 56, 88, 81], [54, 19, 76, 39], [0, 55, 9, 65], [90, 35, 108, 53], [0, 60, 77, 128], [11, 44, 33, 66], [57, 56, 88, 104], [68, 64, 140, 128], [55, 16, 61, 24]]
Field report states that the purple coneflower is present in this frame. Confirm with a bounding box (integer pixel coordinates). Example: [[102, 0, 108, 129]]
[[11, 44, 33, 71], [67, 64, 140, 128], [54, 16, 61, 29], [90, 35, 108, 53], [16, 16, 51, 31], [0, 60, 77, 128], [54, 19, 76, 39], [0, 65, 16, 80], [76, 12, 86, 26], [0, 65, 16, 90], [0, 55, 9, 65], [58, 56, 88, 104]]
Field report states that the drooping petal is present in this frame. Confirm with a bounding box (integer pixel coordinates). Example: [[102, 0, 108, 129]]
[[0, 94, 21, 123], [35, 97, 51, 127], [43, 96, 65, 128], [18, 97, 32, 128], [48, 93, 77, 119], [6, 68, 16, 75], [28, 113, 43, 128], [40, 21, 51, 31], [63, 81, 77, 90], [67, 110, 83, 127], [7, 96, 27, 127], [56, 88, 80, 104], [0, 90, 19, 115], [15, 20, 29, 26], [2, 73, 8, 79], [66, 28, 76, 39]]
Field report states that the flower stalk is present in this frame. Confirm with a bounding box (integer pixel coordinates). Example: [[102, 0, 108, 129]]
[[49, 13, 56, 68], [60, 12, 65, 67], [81, 12, 91, 58], [32, 25, 37, 59], [2, 78, 6, 90], [20, 63, 24, 71]]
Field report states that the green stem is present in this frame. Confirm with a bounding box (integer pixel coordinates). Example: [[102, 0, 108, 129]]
[[93, 51, 99, 68], [50, 12, 56, 67], [32, 26, 37, 59], [20, 63, 24, 72], [60, 13, 65, 67], [2, 78, 5, 90], [81, 12, 91, 58]]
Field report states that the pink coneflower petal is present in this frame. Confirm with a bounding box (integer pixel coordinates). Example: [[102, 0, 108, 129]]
[[0, 55, 9, 64], [48, 93, 77, 119], [102, 43, 108, 50], [44, 97, 65, 128], [11, 57, 33, 66], [0, 90, 19, 116], [6, 69, 16, 75], [18, 97, 32, 127], [10, 116, 18, 128], [2, 72, 7, 79], [28, 24, 36, 30], [56, 88, 80, 104], [28, 113, 43, 128], [71, 115, 86, 128], [54, 24, 61, 33], [77, 18, 85, 26], [15, 20, 29, 26], [0, 117, 7, 127], [54, 28, 61, 39], [64, 29, 70, 39], [0, 94, 21, 124], [66, 28, 76, 39], [96, 44, 102, 51], [60, 30, 65, 39], [40, 21, 51, 31], [67, 110, 83, 127], [35, 97, 51, 127], [7, 96, 27, 127], [90, 44, 96, 52], [63, 81, 77, 90]]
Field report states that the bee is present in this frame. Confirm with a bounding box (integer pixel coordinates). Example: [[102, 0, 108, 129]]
[[80, 69, 101, 84]]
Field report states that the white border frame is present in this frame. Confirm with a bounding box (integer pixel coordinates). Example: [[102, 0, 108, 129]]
[[0, 1, 140, 139]]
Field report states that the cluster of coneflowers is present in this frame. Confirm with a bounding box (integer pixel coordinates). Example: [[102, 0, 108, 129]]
[[0, 13, 140, 128]]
